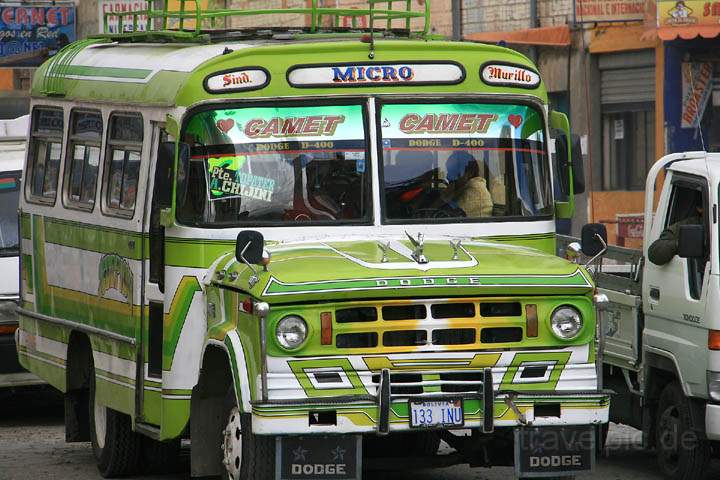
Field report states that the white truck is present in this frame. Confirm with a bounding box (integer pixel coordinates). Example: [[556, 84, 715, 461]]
[[560, 151, 720, 479], [0, 115, 42, 388]]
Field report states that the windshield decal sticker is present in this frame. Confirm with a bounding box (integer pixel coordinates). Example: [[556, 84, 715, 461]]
[[206, 155, 276, 202], [287, 62, 465, 88], [399, 113, 499, 135], [481, 63, 540, 89], [204, 67, 270, 94], [508, 114, 524, 128], [245, 115, 346, 139], [216, 118, 235, 134]]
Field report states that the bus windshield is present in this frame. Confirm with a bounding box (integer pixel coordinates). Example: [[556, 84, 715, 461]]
[[0, 171, 21, 256], [380, 103, 553, 222], [177, 104, 371, 226]]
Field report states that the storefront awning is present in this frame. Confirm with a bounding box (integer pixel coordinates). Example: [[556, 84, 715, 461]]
[[589, 25, 657, 54], [657, 25, 720, 40], [464, 25, 570, 47]]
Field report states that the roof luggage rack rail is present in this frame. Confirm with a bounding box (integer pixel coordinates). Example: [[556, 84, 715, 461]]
[[96, 0, 432, 42]]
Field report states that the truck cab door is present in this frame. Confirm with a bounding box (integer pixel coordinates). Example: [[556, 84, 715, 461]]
[[643, 174, 710, 393]]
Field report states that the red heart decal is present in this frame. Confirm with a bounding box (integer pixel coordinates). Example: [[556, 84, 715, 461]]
[[216, 118, 235, 134], [508, 114, 523, 128]]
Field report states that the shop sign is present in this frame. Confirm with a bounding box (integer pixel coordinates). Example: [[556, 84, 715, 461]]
[[98, 1, 148, 34], [574, 0, 645, 23], [0, 2, 76, 66], [614, 119, 624, 140], [681, 62, 713, 129], [287, 63, 465, 88], [657, 1, 720, 27]]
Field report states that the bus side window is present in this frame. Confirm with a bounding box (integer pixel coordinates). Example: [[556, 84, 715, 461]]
[[63, 109, 102, 210], [26, 107, 64, 204], [102, 113, 144, 217]]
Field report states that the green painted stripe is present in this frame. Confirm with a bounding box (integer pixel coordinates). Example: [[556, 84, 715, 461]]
[[164, 277, 202, 368], [21, 213, 31, 240], [64, 65, 152, 80], [44, 217, 143, 260]]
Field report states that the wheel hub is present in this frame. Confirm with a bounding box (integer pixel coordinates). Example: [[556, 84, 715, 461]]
[[94, 396, 107, 450], [222, 407, 243, 479], [658, 406, 681, 469]]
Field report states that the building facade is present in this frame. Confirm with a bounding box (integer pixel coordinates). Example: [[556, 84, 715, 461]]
[[462, 0, 660, 245]]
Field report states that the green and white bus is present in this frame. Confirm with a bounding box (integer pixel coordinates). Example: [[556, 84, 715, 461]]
[[17, 2, 609, 478]]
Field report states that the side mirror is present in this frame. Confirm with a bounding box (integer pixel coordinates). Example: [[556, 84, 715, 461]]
[[555, 134, 571, 197], [678, 224, 705, 258], [581, 223, 608, 257], [175, 142, 191, 205], [236, 230, 264, 265], [570, 134, 585, 195], [154, 141, 176, 208]]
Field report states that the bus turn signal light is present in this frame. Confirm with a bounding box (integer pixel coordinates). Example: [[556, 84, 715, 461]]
[[0, 324, 18, 335], [321, 312, 333, 345], [709, 330, 720, 350]]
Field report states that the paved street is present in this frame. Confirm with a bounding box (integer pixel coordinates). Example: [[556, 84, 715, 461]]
[[2, 389, 718, 480]]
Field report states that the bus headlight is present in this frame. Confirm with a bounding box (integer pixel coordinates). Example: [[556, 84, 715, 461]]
[[550, 306, 583, 340], [276, 315, 308, 350]]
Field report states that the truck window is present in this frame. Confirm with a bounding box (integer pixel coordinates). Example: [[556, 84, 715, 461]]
[[177, 104, 370, 226], [379, 102, 552, 222], [64, 110, 102, 210], [103, 114, 144, 217], [665, 183, 708, 299], [0, 170, 21, 257], [26, 107, 64, 204]]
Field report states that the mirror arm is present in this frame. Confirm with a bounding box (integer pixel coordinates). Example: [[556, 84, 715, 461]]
[[584, 234, 608, 269], [239, 241, 260, 289]]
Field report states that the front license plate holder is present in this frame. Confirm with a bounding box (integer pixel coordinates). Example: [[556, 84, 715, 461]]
[[276, 435, 361, 480], [409, 399, 464, 428], [514, 425, 595, 478]]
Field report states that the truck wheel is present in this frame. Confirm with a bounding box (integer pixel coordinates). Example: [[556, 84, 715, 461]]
[[221, 387, 274, 479], [655, 382, 710, 480], [88, 367, 140, 477]]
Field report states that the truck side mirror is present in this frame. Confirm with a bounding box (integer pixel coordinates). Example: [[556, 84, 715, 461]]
[[555, 134, 571, 197], [581, 223, 608, 257], [570, 134, 585, 195], [236, 230, 265, 265], [678, 224, 705, 258]]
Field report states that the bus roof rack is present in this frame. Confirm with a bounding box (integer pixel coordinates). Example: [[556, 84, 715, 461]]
[[95, 0, 432, 42]]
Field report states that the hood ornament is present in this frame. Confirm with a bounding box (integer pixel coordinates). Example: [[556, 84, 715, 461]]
[[377, 241, 391, 263], [405, 231, 428, 264], [450, 239, 462, 261]]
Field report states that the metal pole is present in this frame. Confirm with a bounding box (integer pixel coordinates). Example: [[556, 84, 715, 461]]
[[451, 0, 462, 41]]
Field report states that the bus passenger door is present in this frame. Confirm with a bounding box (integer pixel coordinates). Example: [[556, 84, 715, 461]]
[[140, 126, 172, 426]]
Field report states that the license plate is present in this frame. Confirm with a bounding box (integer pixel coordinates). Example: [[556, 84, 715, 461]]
[[409, 399, 464, 428], [514, 425, 595, 477]]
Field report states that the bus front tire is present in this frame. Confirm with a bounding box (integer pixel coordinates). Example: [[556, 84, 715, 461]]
[[221, 388, 274, 480], [88, 370, 140, 477], [655, 382, 710, 480]]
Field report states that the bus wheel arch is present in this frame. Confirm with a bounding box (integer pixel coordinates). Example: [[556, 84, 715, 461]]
[[190, 344, 235, 477]]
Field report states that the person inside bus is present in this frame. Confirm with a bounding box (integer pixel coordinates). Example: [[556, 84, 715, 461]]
[[445, 151, 493, 217], [648, 188, 705, 266]]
